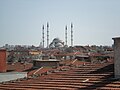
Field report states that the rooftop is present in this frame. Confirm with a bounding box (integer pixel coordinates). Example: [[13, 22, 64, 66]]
[[0, 60, 120, 90], [33, 59, 60, 62], [112, 37, 120, 40]]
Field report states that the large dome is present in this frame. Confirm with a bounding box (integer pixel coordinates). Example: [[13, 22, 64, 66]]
[[49, 38, 64, 48]]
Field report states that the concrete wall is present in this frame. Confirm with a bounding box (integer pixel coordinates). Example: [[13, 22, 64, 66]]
[[0, 49, 7, 72], [113, 37, 120, 78], [0, 72, 27, 83]]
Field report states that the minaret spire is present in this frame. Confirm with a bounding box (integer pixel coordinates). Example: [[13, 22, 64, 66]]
[[71, 23, 73, 46], [65, 25, 67, 46], [47, 22, 49, 48], [42, 25, 44, 48]]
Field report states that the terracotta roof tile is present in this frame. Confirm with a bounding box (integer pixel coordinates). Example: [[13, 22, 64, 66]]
[[1, 61, 120, 90]]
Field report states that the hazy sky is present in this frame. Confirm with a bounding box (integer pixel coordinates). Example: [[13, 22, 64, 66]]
[[0, 0, 120, 47]]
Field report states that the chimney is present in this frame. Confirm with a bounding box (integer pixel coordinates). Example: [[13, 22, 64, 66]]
[[0, 49, 7, 72]]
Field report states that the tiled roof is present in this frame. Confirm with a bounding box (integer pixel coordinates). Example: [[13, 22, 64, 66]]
[[1, 60, 120, 90]]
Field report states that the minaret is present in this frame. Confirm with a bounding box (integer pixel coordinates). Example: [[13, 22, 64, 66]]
[[71, 23, 73, 46], [65, 25, 67, 46], [47, 22, 49, 48], [42, 25, 44, 48]]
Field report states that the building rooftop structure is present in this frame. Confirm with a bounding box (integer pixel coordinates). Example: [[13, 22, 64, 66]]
[[0, 59, 120, 90], [33, 59, 60, 62], [112, 37, 120, 40]]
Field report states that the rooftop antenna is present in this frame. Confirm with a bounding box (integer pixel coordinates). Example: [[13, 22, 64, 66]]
[[47, 22, 49, 48], [42, 25, 44, 48], [71, 23, 73, 47], [65, 25, 67, 46]]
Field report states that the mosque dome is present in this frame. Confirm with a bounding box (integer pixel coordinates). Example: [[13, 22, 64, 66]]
[[49, 38, 64, 48]]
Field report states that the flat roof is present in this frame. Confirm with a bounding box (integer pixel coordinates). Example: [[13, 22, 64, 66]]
[[33, 59, 60, 62], [0, 72, 27, 74], [76, 55, 89, 58], [112, 37, 120, 40], [0, 49, 6, 51]]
